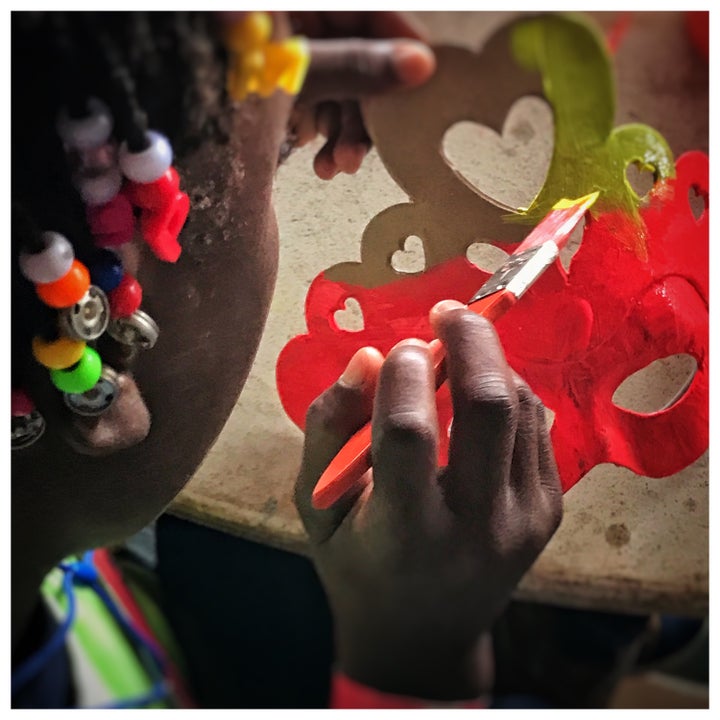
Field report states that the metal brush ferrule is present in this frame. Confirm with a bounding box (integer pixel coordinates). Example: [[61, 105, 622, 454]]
[[469, 241, 559, 304]]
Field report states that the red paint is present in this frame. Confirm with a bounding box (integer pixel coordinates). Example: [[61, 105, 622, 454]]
[[277, 152, 708, 493], [311, 197, 596, 507]]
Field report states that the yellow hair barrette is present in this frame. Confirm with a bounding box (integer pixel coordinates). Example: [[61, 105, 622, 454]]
[[224, 12, 310, 102]]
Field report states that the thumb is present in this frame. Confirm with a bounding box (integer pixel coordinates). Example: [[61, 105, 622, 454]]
[[294, 346, 384, 543], [299, 39, 435, 103]]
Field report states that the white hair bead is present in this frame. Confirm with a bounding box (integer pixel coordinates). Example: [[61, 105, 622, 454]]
[[56, 98, 114, 152], [76, 166, 123, 206], [119, 130, 173, 184], [18, 231, 74, 284]]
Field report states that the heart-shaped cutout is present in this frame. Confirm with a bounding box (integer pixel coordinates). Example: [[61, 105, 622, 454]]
[[625, 161, 657, 199], [391, 235, 426, 274], [442, 96, 554, 211], [466, 242, 509, 273], [333, 297, 365, 332]]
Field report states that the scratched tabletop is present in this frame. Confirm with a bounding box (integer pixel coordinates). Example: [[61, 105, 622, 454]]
[[172, 12, 709, 617]]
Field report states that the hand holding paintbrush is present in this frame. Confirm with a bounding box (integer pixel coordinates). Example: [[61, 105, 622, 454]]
[[310, 192, 598, 510]]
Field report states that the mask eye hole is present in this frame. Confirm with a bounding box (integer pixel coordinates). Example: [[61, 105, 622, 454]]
[[332, 297, 364, 332], [688, 184, 707, 222], [466, 242, 509, 273], [625, 161, 658, 200], [612, 354, 697, 413]]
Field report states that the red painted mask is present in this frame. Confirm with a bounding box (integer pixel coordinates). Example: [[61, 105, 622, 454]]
[[277, 152, 708, 492]]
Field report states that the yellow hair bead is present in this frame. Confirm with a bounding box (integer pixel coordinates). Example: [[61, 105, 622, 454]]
[[225, 11, 272, 51], [32, 335, 86, 370], [224, 12, 310, 102]]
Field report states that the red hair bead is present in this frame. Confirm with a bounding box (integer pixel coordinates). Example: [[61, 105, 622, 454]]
[[140, 192, 189, 262], [107, 273, 143, 317], [124, 166, 179, 209], [11, 389, 46, 449], [11, 388, 35, 416], [124, 167, 188, 262], [36, 260, 90, 308], [86, 193, 135, 247]]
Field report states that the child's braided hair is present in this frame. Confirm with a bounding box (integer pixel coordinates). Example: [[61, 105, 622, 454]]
[[11, 11, 230, 392]]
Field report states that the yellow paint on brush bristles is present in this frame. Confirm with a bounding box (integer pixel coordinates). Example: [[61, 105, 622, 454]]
[[552, 191, 600, 211]]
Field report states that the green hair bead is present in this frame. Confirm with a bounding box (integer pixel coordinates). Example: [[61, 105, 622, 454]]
[[50, 346, 103, 395]]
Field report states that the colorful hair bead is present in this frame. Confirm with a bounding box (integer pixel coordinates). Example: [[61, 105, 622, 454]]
[[18, 231, 75, 285], [49, 346, 103, 394], [56, 98, 114, 152], [11, 388, 46, 450], [32, 335, 86, 369], [35, 259, 90, 308], [79, 141, 118, 172], [124, 166, 181, 211], [122, 149, 188, 262], [107, 273, 143, 317], [224, 12, 310, 102], [86, 194, 135, 248], [119, 130, 173, 184], [124, 165, 191, 263], [11, 388, 36, 417], [89, 249, 124, 293], [76, 166, 124, 206], [139, 192, 188, 262]]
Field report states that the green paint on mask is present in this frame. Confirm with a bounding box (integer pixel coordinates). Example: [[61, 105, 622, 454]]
[[509, 14, 674, 256]]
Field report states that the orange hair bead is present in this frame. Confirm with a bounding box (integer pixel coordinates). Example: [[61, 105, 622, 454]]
[[36, 260, 90, 308]]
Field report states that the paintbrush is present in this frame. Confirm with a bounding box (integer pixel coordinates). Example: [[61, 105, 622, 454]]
[[311, 192, 599, 510]]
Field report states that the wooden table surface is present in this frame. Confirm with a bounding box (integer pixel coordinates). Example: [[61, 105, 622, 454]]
[[171, 11, 709, 617]]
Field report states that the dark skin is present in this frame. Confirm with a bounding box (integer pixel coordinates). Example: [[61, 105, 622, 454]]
[[12, 11, 562, 703], [12, 6, 435, 657], [296, 303, 562, 699]]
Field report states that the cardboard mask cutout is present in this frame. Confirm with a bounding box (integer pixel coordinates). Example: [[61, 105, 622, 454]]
[[276, 13, 708, 493]]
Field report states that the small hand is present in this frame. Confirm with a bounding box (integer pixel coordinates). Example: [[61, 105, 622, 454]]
[[289, 12, 436, 179], [295, 300, 563, 700]]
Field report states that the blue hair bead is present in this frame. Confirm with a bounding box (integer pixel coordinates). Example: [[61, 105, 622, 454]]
[[89, 248, 124, 293]]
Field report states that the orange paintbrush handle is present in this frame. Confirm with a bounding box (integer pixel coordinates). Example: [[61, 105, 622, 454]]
[[311, 289, 517, 510]]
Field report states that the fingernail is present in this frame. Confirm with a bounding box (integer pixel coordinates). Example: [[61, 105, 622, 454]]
[[393, 42, 436, 86], [339, 347, 370, 388], [431, 299, 466, 315], [391, 338, 429, 352]]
